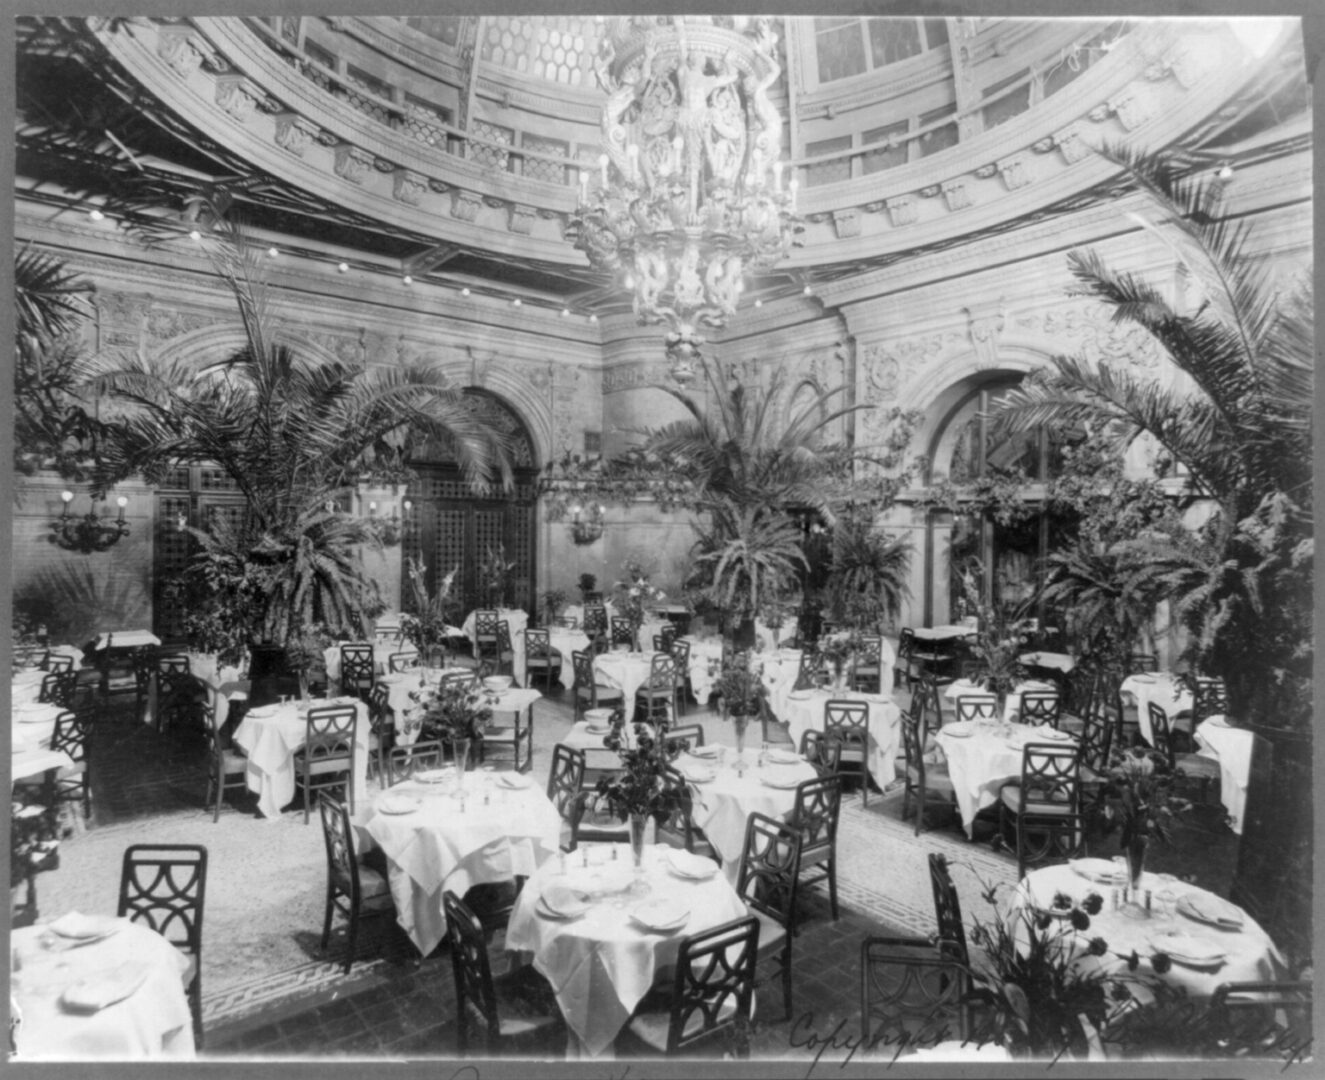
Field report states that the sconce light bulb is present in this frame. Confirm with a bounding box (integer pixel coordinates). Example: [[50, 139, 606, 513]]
[[1218, 163, 1234, 181], [61, 490, 74, 503], [561, 308, 570, 317], [754, 299, 763, 308], [116, 496, 128, 508], [338, 262, 349, 273], [512, 297, 522, 307], [802, 285, 813, 296], [402, 274, 413, 285], [461, 287, 470, 297], [267, 247, 279, 258], [88, 208, 105, 221], [189, 229, 202, 241], [369, 501, 377, 514], [589, 314, 599, 323]]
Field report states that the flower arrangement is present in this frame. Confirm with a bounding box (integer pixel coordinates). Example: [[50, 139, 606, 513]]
[[541, 587, 568, 625], [400, 556, 458, 662], [593, 708, 688, 824], [412, 678, 492, 746], [710, 651, 767, 718], [956, 564, 1032, 697], [614, 559, 666, 636], [478, 544, 516, 606], [1093, 746, 1192, 886], [817, 629, 861, 679], [953, 857, 1184, 1060], [284, 622, 333, 697]]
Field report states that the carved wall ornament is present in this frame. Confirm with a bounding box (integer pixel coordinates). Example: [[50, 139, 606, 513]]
[[832, 208, 861, 239], [372, 157, 396, 173], [451, 190, 484, 222], [392, 169, 428, 206], [885, 195, 917, 227], [863, 200, 887, 214], [214, 76, 260, 122], [1161, 42, 1211, 88], [1054, 124, 1092, 165], [508, 204, 538, 235], [274, 114, 318, 158], [997, 154, 1031, 191], [973, 163, 999, 181], [919, 184, 942, 199], [156, 27, 204, 78], [315, 129, 340, 147], [1086, 103, 1114, 124], [963, 301, 1008, 370], [428, 178, 450, 193], [1031, 136, 1056, 154], [1108, 85, 1156, 131], [940, 179, 971, 212], [863, 343, 901, 401], [333, 144, 374, 184]]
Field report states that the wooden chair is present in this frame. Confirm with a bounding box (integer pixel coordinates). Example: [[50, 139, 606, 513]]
[[546, 743, 586, 852], [635, 652, 680, 724], [100, 644, 154, 710], [202, 712, 247, 822], [118, 844, 207, 1048], [339, 643, 375, 703], [155, 653, 198, 734], [373, 625, 402, 646], [567, 790, 631, 850], [851, 635, 884, 694], [910, 672, 945, 732], [610, 616, 637, 651], [860, 937, 970, 1054], [623, 916, 760, 1057], [1077, 701, 1115, 789], [522, 628, 563, 691], [293, 703, 358, 823], [582, 605, 609, 654], [386, 740, 444, 786], [655, 765, 718, 861], [1018, 689, 1061, 728], [1207, 980, 1312, 1058], [998, 743, 1084, 878], [42, 652, 75, 674], [663, 723, 705, 753], [1175, 675, 1228, 752], [318, 793, 394, 974], [735, 812, 801, 1021], [442, 890, 562, 1055], [492, 621, 516, 677], [953, 691, 998, 723], [669, 638, 692, 713], [571, 649, 624, 721], [1148, 704, 1221, 804], [799, 729, 842, 777], [473, 610, 501, 662], [899, 628, 951, 689], [388, 651, 420, 673], [366, 683, 394, 787], [39, 669, 79, 711], [481, 694, 534, 774], [900, 708, 956, 837], [824, 699, 871, 806], [788, 773, 843, 920], [927, 853, 970, 964]]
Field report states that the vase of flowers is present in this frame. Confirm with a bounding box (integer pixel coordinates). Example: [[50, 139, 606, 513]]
[[1095, 746, 1190, 913], [479, 543, 516, 608], [415, 678, 492, 795], [615, 559, 666, 645], [818, 630, 859, 691], [401, 556, 459, 679], [628, 812, 649, 872], [956, 564, 1033, 705], [284, 623, 332, 702], [713, 652, 766, 763]]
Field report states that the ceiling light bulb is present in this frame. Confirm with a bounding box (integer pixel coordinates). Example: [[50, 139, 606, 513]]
[[402, 274, 413, 285], [589, 314, 598, 323], [267, 247, 279, 258], [802, 285, 813, 296], [512, 298, 522, 306], [88, 208, 104, 221], [561, 308, 570, 317], [189, 229, 202, 241], [1218, 164, 1234, 181], [338, 262, 349, 273], [461, 287, 470, 297], [754, 299, 763, 308]]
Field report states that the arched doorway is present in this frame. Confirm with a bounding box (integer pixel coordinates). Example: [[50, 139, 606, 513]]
[[401, 389, 540, 615]]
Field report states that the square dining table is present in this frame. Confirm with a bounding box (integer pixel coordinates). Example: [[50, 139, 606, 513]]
[[358, 769, 561, 957]]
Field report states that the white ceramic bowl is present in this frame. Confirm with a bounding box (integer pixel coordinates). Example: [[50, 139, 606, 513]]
[[483, 675, 513, 693], [583, 708, 615, 726]]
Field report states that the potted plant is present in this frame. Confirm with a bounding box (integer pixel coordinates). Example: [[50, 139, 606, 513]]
[[817, 628, 861, 691], [411, 678, 492, 789], [824, 514, 912, 632], [577, 573, 598, 602], [401, 555, 459, 671], [956, 561, 1032, 706]]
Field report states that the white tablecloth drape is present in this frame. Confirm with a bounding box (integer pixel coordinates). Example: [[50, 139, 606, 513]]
[[1120, 673, 1193, 745], [91, 630, 161, 652], [513, 627, 588, 689], [504, 843, 748, 1057], [12, 670, 49, 709], [944, 678, 1057, 723], [1195, 717, 1253, 834], [12, 700, 61, 753], [459, 609, 529, 655], [12, 921, 195, 1059], [359, 773, 561, 956], [781, 689, 901, 787], [592, 651, 661, 708], [233, 698, 371, 819]]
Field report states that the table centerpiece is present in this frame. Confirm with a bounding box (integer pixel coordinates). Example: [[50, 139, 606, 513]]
[[400, 555, 459, 674], [818, 629, 861, 691], [411, 677, 492, 792], [614, 558, 667, 645], [710, 650, 767, 763]]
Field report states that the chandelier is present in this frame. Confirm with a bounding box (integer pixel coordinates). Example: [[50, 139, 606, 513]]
[[52, 490, 130, 553], [570, 16, 801, 366]]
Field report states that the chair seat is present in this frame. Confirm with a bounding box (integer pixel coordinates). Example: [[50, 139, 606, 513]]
[[578, 684, 624, 701], [752, 908, 787, 954], [628, 993, 740, 1050], [300, 756, 353, 776], [526, 651, 563, 667], [907, 764, 954, 792], [800, 844, 833, 868], [219, 750, 247, 775], [999, 786, 1075, 814], [334, 860, 392, 901]]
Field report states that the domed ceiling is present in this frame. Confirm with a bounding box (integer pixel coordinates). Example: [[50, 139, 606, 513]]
[[15, 15, 1309, 322]]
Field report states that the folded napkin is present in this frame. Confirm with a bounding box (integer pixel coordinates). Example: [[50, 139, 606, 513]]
[[686, 744, 720, 758], [61, 962, 151, 1013], [630, 897, 689, 932], [376, 794, 420, 816], [412, 769, 450, 785], [48, 913, 124, 942], [667, 849, 718, 881], [1177, 893, 1244, 929], [1148, 929, 1227, 966], [760, 774, 802, 790], [767, 749, 801, 765], [540, 883, 590, 919], [1070, 858, 1122, 884]]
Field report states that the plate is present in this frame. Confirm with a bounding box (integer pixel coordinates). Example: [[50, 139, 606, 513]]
[[630, 898, 690, 933], [245, 705, 280, 719], [666, 850, 718, 881], [941, 727, 973, 739], [1148, 929, 1227, 967], [585, 724, 612, 735], [540, 883, 590, 919], [413, 769, 450, 785], [761, 775, 803, 790], [1070, 858, 1122, 884], [767, 749, 801, 765], [61, 963, 151, 1013], [1176, 894, 1244, 930], [1036, 728, 1073, 742], [687, 744, 720, 758], [47, 913, 125, 942], [376, 796, 420, 816], [787, 691, 812, 701]]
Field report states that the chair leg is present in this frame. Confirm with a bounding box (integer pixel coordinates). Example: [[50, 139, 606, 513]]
[[321, 884, 335, 950], [828, 855, 839, 921], [344, 905, 357, 975], [303, 774, 311, 825], [781, 953, 793, 1021]]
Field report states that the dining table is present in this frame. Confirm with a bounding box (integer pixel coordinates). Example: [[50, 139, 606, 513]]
[[933, 719, 1078, 838], [780, 687, 901, 787], [592, 650, 663, 711], [944, 678, 1058, 723], [504, 841, 750, 1058], [1120, 672, 1193, 745], [356, 767, 561, 957], [674, 746, 819, 884], [11, 915, 195, 1059], [512, 626, 589, 689], [1194, 717, 1253, 835], [12, 668, 52, 710], [1016, 863, 1286, 1003], [460, 608, 529, 655], [232, 697, 372, 819], [375, 668, 468, 741], [12, 698, 71, 789], [677, 636, 725, 704], [1018, 650, 1076, 674]]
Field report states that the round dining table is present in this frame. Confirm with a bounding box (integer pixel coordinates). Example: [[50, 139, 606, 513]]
[[944, 678, 1057, 723], [1120, 672, 1193, 745], [780, 687, 901, 787], [512, 625, 589, 689], [934, 720, 1077, 838], [358, 769, 561, 957], [504, 841, 749, 1058], [675, 746, 819, 884], [11, 917, 195, 1059], [592, 650, 661, 708]]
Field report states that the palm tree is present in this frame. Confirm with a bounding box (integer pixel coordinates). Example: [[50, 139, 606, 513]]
[[90, 214, 514, 654], [992, 144, 1312, 729]]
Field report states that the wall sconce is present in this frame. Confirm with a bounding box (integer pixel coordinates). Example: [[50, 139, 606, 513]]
[[52, 490, 130, 553], [363, 500, 402, 546], [568, 502, 606, 545]]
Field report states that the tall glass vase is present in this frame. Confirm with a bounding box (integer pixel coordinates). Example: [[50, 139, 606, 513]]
[[732, 714, 749, 762], [629, 813, 651, 894], [451, 737, 472, 796]]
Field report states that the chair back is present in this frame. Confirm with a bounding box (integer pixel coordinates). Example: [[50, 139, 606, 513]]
[[368, 681, 391, 726], [860, 937, 969, 1049], [1191, 676, 1228, 722], [546, 744, 586, 821], [662, 916, 760, 1055], [131, 647, 156, 692], [1019, 689, 1061, 728], [496, 621, 514, 655], [442, 891, 500, 1050], [926, 853, 969, 964], [1017, 743, 1081, 815], [304, 704, 358, 764], [340, 644, 375, 698], [583, 605, 608, 636], [388, 651, 420, 673], [39, 669, 78, 709], [1208, 980, 1312, 1055], [824, 699, 869, 753], [117, 844, 207, 959], [317, 793, 361, 903], [669, 638, 691, 669], [52, 709, 91, 767], [665, 723, 705, 753], [899, 708, 925, 783], [387, 740, 443, 785], [658, 623, 678, 649], [43, 653, 75, 674], [610, 617, 636, 649], [792, 650, 820, 692], [525, 627, 553, 658], [790, 774, 842, 857], [953, 692, 998, 723], [553, 615, 578, 629], [441, 670, 479, 691], [1078, 702, 1114, 774], [373, 625, 401, 645], [735, 813, 802, 930], [1147, 703, 1178, 769], [571, 649, 595, 690], [856, 636, 882, 665], [897, 627, 916, 661], [644, 652, 678, 691], [1127, 653, 1159, 673], [799, 729, 842, 775], [911, 673, 943, 730], [473, 611, 499, 639]]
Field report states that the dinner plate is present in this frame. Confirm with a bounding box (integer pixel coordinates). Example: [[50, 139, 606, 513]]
[[61, 962, 151, 1013], [767, 749, 801, 765], [540, 883, 590, 919], [630, 898, 690, 933], [47, 913, 125, 942], [376, 795, 420, 815], [787, 691, 812, 701], [412, 769, 450, 784], [666, 850, 718, 881], [760, 775, 802, 790], [245, 705, 280, 719], [1035, 728, 1073, 742], [1176, 894, 1244, 930], [686, 744, 720, 758], [1148, 929, 1226, 967], [1070, 858, 1121, 885], [679, 766, 716, 783]]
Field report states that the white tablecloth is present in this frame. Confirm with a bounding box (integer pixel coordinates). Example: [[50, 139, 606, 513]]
[[233, 698, 371, 819], [1019, 651, 1076, 673], [934, 721, 1076, 837], [92, 629, 161, 651], [1017, 865, 1285, 1001], [944, 678, 1057, 723], [12, 701, 61, 753], [513, 627, 588, 689], [781, 688, 901, 786], [593, 651, 661, 707], [505, 842, 749, 1057], [12, 670, 49, 709], [1195, 717, 1252, 834], [911, 625, 975, 644], [682, 752, 819, 884], [1120, 673, 1193, 745], [11, 920, 195, 1059], [359, 772, 561, 956], [460, 609, 529, 655]]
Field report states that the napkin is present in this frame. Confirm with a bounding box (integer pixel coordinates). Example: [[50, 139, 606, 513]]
[[540, 883, 590, 919], [767, 749, 801, 765], [686, 744, 720, 758], [376, 794, 419, 816], [60, 962, 151, 1013], [1177, 893, 1244, 929], [48, 913, 124, 942], [667, 849, 718, 880], [1148, 929, 1227, 966], [760, 774, 802, 790], [496, 772, 533, 789], [412, 769, 449, 785], [630, 898, 689, 932], [1070, 858, 1122, 884]]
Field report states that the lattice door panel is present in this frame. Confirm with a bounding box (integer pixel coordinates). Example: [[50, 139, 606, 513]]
[[152, 490, 247, 643]]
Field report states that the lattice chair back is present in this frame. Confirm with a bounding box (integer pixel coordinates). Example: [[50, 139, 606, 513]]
[[389, 651, 420, 673], [658, 916, 760, 1055], [1147, 703, 1178, 769], [1018, 743, 1081, 814], [1078, 702, 1115, 776], [824, 699, 869, 748], [319, 792, 360, 905], [664, 723, 705, 754], [1002, 743, 1083, 877], [735, 813, 802, 929], [474, 610, 500, 646], [582, 605, 608, 637], [306, 704, 358, 762], [926, 853, 969, 964], [43, 652, 75, 674], [610, 617, 637, 650], [39, 669, 79, 709], [899, 708, 926, 783], [953, 692, 998, 723], [1191, 676, 1228, 722], [799, 729, 842, 775], [443, 890, 501, 1053], [546, 744, 586, 825], [911, 673, 943, 731], [860, 937, 970, 1049], [131, 646, 156, 699], [792, 650, 820, 692], [441, 670, 479, 691], [387, 740, 444, 786], [1127, 653, 1159, 674], [790, 774, 842, 855], [1019, 690, 1061, 728], [339, 644, 375, 701], [669, 637, 691, 669], [571, 650, 595, 690]]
